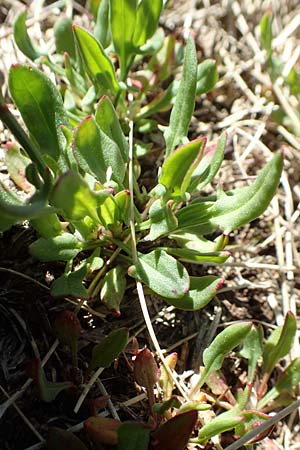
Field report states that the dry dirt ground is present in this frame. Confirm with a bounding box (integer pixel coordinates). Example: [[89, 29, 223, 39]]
[[0, 1, 300, 449]]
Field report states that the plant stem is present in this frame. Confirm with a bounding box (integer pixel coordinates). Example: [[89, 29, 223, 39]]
[[127, 93, 189, 401]]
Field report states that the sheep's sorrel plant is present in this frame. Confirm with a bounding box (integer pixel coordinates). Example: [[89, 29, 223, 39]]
[[0, 0, 285, 448], [0, 1, 282, 313]]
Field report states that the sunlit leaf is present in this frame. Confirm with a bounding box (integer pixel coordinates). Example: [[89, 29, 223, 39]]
[[164, 38, 197, 157], [128, 249, 190, 299], [164, 276, 224, 311]]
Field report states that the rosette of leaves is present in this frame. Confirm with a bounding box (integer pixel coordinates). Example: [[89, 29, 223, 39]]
[[0, 3, 282, 315]]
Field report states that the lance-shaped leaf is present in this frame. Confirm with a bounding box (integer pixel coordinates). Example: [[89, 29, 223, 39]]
[[160, 138, 206, 197], [26, 358, 72, 402], [29, 233, 83, 262], [110, 0, 137, 79], [166, 248, 231, 265], [260, 11, 273, 60], [50, 170, 105, 222], [9, 64, 70, 160], [94, 0, 111, 49], [189, 133, 226, 192], [54, 310, 83, 367], [85, 416, 122, 446], [115, 189, 130, 224], [73, 116, 125, 185], [176, 152, 283, 235], [54, 16, 76, 60], [196, 409, 243, 444], [164, 38, 197, 157], [51, 265, 89, 299], [73, 25, 119, 94], [209, 151, 283, 233], [13, 11, 41, 61], [192, 322, 252, 392], [196, 59, 218, 96], [100, 266, 127, 316], [145, 199, 178, 241], [164, 276, 224, 311], [89, 327, 129, 371], [170, 232, 228, 253], [151, 410, 198, 450], [133, 0, 163, 48], [258, 358, 300, 409], [95, 96, 129, 161], [117, 422, 150, 450], [46, 427, 88, 450], [262, 311, 296, 376], [128, 249, 190, 299], [239, 325, 263, 383], [153, 396, 182, 416]]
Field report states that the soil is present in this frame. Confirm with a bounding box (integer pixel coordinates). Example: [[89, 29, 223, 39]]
[[0, 1, 300, 450]]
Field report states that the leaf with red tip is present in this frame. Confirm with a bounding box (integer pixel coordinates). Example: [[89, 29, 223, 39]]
[[164, 276, 223, 311], [134, 348, 160, 389], [151, 410, 198, 450], [128, 249, 190, 300]]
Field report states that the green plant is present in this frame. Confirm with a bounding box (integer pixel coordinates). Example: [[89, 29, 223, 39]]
[[260, 11, 300, 136], [0, 2, 282, 312], [0, 1, 285, 448]]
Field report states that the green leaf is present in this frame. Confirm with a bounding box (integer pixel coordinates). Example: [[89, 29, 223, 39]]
[[54, 16, 76, 60], [73, 116, 125, 185], [196, 59, 218, 96], [89, 328, 129, 370], [13, 11, 41, 61], [211, 151, 283, 232], [260, 11, 273, 59], [196, 322, 252, 389], [239, 325, 263, 383], [258, 358, 300, 409], [90, 0, 101, 17], [100, 266, 127, 315], [164, 276, 223, 311], [110, 0, 137, 79], [128, 249, 190, 299], [160, 138, 206, 197], [196, 409, 243, 444], [51, 265, 89, 299], [9, 64, 70, 160], [262, 311, 296, 376], [29, 233, 83, 262], [170, 232, 228, 253], [176, 152, 283, 235], [164, 38, 197, 157], [94, 0, 111, 48], [50, 170, 105, 222], [133, 0, 163, 48], [166, 248, 231, 264], [151, 410, 198, 450], [73, 25, 119, 94], [46, 427, 88, 450], [30, 213, 63, 238], [145, 199, 178, 241], [117, 422, 150, 450], [95, 96, 129, 161], [26, 359, 72, 403], [189, 133, 226, 192]]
